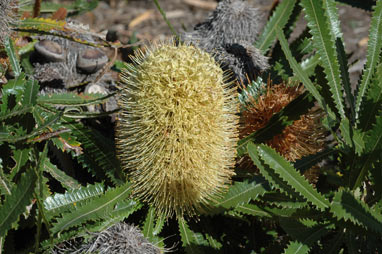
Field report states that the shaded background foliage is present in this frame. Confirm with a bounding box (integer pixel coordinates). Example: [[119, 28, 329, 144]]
[[1, 0, 382, 253]]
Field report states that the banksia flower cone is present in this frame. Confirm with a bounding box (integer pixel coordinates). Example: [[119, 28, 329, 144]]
[[240, 83, 325, 182], [116, 41, 239, 217]]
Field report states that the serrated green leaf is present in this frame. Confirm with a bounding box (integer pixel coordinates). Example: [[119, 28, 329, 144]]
[[283, 240, 310, 254], [3, 37, 21, 77], [234, 204, 272, 217], [142, 207, 165, 248], [324, 0, 355, 120], [143, 206, 156, 241], [1, 74, 26, 114], [43, 157, 81, 190], [0, 111, 62, 143], [0, 163, 12, 196], [205, 234, 222, 250], [299, 53, 320, 76], [238, 76, 266, 108], [251, 143, 329, 210], [63, 119, 122, 185], [214, 176, 271, 209], [355, 1, 382, 119], [330, 189, 382, 233], [275, 27, 336, 121], [51, 182, 131, 234], [37, 92, 114, 107], [44, 183, 104, 218], [301, 0, 345, 119], [280, 218, 330, 249], [0, 106, 33, 122], [358, 63, 382, 132], [178, 217, 208, 253], [260, 192, 307, 209], [351, 115, 382, 188], [248, 142, 302, 199], [256, 0, 297, 53], [10, 147, 31, 180], [0, 169, 36, 237], [22, 79, 39, 106], [294, 148, 336, 173]]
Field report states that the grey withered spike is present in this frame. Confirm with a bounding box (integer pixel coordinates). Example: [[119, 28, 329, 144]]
[[182, 0, 263, 51], [182, 0, 268, 83], [0, 0, 19, 44], [216, 40, 269, 82], [51, 223, 162, 254]]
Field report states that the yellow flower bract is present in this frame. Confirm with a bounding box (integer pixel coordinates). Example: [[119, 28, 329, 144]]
[[116, 41, 239, 217]]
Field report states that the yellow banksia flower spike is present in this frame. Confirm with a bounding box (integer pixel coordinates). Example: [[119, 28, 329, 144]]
[[116, 40, 239, 218]]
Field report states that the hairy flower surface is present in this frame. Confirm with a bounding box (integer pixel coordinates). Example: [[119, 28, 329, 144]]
[[52, 223, 161, 254], [182, 0, 268, 82], [0, 0, 19, 44], [116, 41, 239, 217], [240, 83, 325, 181]]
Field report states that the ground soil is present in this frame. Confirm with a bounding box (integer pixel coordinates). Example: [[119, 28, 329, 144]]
[[73, 0, 372, 85]]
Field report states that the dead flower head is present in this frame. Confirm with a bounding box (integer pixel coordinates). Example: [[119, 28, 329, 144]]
[[240, 82, 326, 181], [116, 40, 239, 218]]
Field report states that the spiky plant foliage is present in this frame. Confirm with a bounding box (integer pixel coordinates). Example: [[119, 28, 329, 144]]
[[52, 223, 161, 254], [116, 40, 239, 218]]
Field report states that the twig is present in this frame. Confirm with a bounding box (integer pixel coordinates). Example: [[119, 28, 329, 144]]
[[153, 0, 179, 40]]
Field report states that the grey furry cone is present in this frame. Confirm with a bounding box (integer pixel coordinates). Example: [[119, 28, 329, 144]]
[[182, 0, 269, 82], [51, 223, 161, 254], [0, 0, 18, 44]]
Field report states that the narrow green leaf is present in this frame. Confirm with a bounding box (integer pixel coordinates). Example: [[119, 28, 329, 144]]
[[355, 1, 382, 119], [260, 192, 307, 209], [22, 79, 39, 106], [248, 142, 302, 199], [283, 240, 310, 254], [294, 148, 336, 173], [0, 161, 12, 196], [252, 143, 329, 210], [44, 183, 104, 217], [0, 169, 37, 237], [255, 0, 297, 53], [324, 0, 355, 120], [301, 0, 345, 119], [51, 182, 131, 234], [143, 206, 156, 241], [351, 115, 382, 188], [37, 92, 114, 107], [178, 217, 208, 253], [330, 189, 382, 233], [0, 111, 62, 143], [214, 176, 270, 209], [358, 63, 382, 132], [10, 148, 31, 180], [234, 204, 272, 217], [280, 218, 330, 251], [276, 26, 336, 121], [0, 106, 33, 121], [43, 158, 81, 189], [3, 37, 21, 77], [63, 119, 122, 185]]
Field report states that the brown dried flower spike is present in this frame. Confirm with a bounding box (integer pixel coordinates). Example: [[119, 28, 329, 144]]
[[116, 40, 239, 218], [241, 83, 325, 180]]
